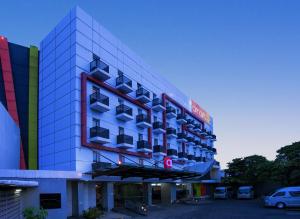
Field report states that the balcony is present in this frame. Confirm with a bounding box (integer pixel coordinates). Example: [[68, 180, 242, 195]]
[[177, 132, 187, 143], [186, 137, 195, 146], [116, 74, 133, 94], [186, 119, 195, 129], [167, 149, 178, 159], [136, 114, 151, 128], [89, 59, 110, 81], [200, 129, 208, 136], [178, 152, 188, 161], [136, 87, 151, 103], [89, 92, 110, 112], [193, 124, 202, 132], [166, 106, 176, 119], [176, 114, 187, 124], [195, 156, 202, 162], [116, 104, 133, 121], [187, 154, 195, 162], [90, 126, 110, 144], [212, 134, 217, 141], [152, 98, 165, 112], [116, 134, 134, 149], [166, 127, 177, 138], [137, 140, 151, 153], [212, 160, 220, 168], [152, 121, 166, 134], [211, 147, 217, 154], [153, 145, 165, 156]]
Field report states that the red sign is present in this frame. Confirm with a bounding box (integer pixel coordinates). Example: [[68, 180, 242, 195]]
[[164, 157, 172, 169], [191, 100, 210, 124]]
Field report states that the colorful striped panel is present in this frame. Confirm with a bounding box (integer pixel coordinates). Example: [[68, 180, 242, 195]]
[[0, 36, 26, 169], [28, 46, 38, 169]]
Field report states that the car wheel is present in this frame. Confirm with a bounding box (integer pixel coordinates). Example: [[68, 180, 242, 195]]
[[275, 202, 285, 209]]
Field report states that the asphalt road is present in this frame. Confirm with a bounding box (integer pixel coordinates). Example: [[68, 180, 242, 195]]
[[134, 199, 300, 219]]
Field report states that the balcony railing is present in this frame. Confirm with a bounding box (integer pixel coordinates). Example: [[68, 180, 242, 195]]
[[177, 114, 186, 120], [153, 145, 164, 153], [153, 121, 164, 129], [152, 98, 163, 107], [90, 92, 109, 106], [187, 155, 195, 160], [186, 137, 195, 143], [136, 114, 151, 124], [117, 134, 133, 145], [178, 152, 187, 159], [166, 127, 176, 135], [137, 140, 151, 150], [90, 59, 109, 73], [177, 132, 187, 140], [116, 75, 132, 87], [167, 149, 178, 157], [136, 87, 150, 98], [90, 126, 109, 139], [186, 119, 195, 127], [116, 104, 133, 116], [166, 106, 176, 114]]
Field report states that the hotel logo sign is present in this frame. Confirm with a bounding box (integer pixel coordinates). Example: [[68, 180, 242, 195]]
[[191, 99, 210, 124]]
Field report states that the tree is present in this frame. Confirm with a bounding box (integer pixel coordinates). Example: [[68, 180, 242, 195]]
[[224, 155, 272, 186], [275, 141, 300, 185]]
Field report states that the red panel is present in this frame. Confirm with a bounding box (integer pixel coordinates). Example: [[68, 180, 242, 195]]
[[0, 36, 26, 169], [81, 73, 151, 158]]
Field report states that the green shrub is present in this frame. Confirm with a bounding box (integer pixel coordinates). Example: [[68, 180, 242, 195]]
[[23, 207, 48, 219], [82, 207, 102, 219]]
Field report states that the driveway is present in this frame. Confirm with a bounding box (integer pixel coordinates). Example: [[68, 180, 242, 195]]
[[133, 199, 300, 219]]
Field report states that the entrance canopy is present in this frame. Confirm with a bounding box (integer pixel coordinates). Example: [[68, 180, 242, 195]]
[[91, 162, 203, 180], [0, 180, 38, 187]]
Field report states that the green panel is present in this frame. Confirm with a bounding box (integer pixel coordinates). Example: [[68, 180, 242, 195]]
[[28, 46, 38, 170]]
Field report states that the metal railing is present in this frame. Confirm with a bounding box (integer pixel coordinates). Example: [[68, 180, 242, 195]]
[[90, 126, 109, 138], [90, 59, 109, 73], [90, 92, 109, 106], [116, 104, 133, 116]]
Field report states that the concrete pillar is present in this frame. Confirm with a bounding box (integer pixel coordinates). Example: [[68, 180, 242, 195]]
[[161, 183, 176, 204], [186, 183, 193, 198], [143, 183, 152, 206], [77, 182, 96, 214], [102, 182, 114, 211]]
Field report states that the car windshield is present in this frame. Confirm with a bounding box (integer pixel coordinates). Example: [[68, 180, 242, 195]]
[[215, 188, 225, 194], [239, 188, 250, 193]]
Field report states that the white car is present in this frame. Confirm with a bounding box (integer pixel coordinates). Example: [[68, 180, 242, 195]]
[[214, 187, 232, 199], [264, 186, 300, 209], [237, 186, 254, 199]]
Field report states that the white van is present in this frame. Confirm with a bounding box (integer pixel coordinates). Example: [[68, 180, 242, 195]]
[[264, 186, 300, 209], [237, 186, 254, 199], [214, 187, 232, 199]]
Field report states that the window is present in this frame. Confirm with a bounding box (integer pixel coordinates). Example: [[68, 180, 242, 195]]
[[118, 70, 124, 76], [119, 127, 124, 135], [118, 98, 124, 104], [153, 93, 157, 99], [154, 138, 158, 145], [166, 122, 170, 128], [93, 53, 100, 60], [40, 193, 61, 209], [177, 108, 180, 114], [93, 151, 101, 162], [139, 133, 143, 141], [138, 108, 142, 114], [154, 116, 157, 122], [93, 118, 100, 127], [137, 83, 141, 89], [92, 86, 99, 94], [289, 191, 300, 197], [166, 102, 169, 107], [177, 127, 181, 132], [273, 192, 285, 197], [167, 143, 170, 148]]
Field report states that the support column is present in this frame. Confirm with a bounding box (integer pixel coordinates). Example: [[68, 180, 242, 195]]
[[186, 183, 193, 198], [143, 183, 152, 206], [77, 182, 96, 214], [102, 182, 114, 211], [161, 183, 176, 204]]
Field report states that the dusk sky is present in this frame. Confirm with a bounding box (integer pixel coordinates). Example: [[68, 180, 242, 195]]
[[1, 0, 299, 168]]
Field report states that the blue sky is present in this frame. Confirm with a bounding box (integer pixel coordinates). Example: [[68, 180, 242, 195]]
[[1, 0, 299, 167]]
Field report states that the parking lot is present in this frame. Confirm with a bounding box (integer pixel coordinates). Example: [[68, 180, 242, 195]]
[[133, 199, 300, 219]]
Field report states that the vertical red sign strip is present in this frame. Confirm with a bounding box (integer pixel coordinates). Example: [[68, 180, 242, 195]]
[[0, 36, 26, 169]]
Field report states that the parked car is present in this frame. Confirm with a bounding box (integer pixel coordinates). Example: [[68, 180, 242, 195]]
[[263, 186, 300, 209], [237, 186, 254, 199], [214, 187, 233, 199]]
